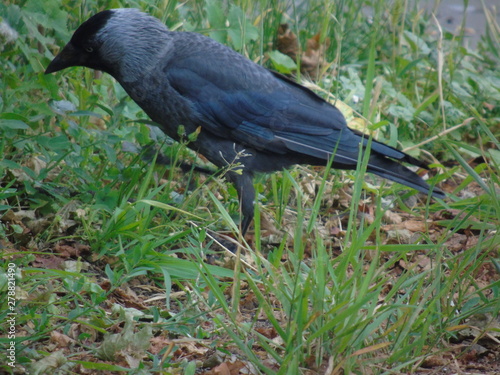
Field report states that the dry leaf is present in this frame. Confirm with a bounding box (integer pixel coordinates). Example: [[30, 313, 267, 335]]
[[383, 210, 403, 224], [50, 331, 76, 348], [255, 327, 278, 339], [301, 33, 330, 77], [32, 254, 66, 270], [276, 25, 330, 77], [420, 355, 446, 368], [110, 285, 149, 310], [276, 24, 299, 62]]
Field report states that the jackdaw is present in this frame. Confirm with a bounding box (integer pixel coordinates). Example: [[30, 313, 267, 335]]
[[45, 8, 445, 234]]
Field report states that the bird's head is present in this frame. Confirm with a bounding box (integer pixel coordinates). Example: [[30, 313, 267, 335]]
[[45, 8, 171, 82]]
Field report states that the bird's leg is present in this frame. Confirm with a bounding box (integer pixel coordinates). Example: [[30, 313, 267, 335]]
[[227, 171, 255, 235]]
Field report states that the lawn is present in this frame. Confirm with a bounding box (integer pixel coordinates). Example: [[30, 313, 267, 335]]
[[1, 0, 499, 374]]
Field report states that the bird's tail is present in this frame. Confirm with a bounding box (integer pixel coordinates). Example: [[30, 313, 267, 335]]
[[366, 153, 445, 199]]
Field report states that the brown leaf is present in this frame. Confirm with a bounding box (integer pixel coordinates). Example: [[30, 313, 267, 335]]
[[383, 220, 434, 233], [110, 285, 149, 310], [25, 216, 52, 235], [276, 25, 330, 77], [240, 292, 258, 310], [383, 210, 403, 224], [301, 33, 330, 77], [211, 361, 246, 375], [385, 228, 413, 244], [276, 24, 299, 62], [53, 241, 90, 258], [50, 331, 76, 348], [329, 226, 342, 236], [0, 238, 20, 257], [255, 326, 278, 339], [32, 254, 66, 270], [211, 363, 231, 375], [446, 234, 467, 252], [420, 355, 446, 368], [403, 220, 428, 232], [2, 209, 36, 223]]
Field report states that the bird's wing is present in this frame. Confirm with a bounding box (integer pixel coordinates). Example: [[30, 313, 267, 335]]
[[165, 48, 408, 166]]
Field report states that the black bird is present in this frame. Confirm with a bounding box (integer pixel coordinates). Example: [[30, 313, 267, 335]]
[[45, 8, 445, 234]]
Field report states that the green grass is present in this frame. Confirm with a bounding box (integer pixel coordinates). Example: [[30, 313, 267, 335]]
[[1, 0, 499, 374]]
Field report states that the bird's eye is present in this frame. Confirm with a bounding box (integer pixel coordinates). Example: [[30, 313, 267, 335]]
[[85, 46, 94, 53]]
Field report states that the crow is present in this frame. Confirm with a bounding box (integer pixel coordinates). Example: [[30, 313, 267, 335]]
[[45, 8, 445, 234]]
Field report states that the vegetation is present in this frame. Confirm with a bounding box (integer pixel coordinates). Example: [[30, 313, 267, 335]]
[[1, 0, 499, 374]]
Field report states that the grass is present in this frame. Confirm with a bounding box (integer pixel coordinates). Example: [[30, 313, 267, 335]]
[[1, 0, 499, 374]]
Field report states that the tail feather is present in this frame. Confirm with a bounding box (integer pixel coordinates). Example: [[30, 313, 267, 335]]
[[366, 154, 445, 199], [360, 134, 430, 169]]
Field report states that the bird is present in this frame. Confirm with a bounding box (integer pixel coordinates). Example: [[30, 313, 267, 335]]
[[45, 8, 445, 235]]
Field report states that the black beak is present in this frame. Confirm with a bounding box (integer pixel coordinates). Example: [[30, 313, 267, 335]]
[[45, 43, 79, 74]]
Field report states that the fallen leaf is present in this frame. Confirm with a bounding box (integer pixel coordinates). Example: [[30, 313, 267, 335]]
[[110, 285, 149, 310], [32, 254, 66, 270], [383, 210, 403, 224], [386, 228, 413, 244], [301, 33, 330, 77], [276, 25, 330, 77], [54, 241, 91, 258], [420, 355, 446, 368], [255, 327, 278, 339], [50, 331, 76, 348], [209, 360, 246, 375], [276, 24, 299, 62]]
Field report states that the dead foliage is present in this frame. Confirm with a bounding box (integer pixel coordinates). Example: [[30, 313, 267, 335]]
[[276, 23, 331, 77]]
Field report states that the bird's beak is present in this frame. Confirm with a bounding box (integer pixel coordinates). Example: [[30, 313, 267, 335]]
[[45, 43, 79, 74]]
